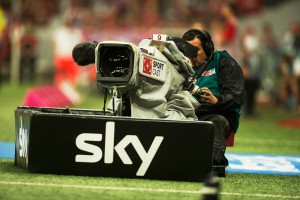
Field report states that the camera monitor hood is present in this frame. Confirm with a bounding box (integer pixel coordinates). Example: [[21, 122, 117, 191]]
[[95, 41, 139, 87]]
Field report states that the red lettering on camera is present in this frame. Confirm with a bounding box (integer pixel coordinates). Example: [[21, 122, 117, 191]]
[[143, 57, 152, 75]]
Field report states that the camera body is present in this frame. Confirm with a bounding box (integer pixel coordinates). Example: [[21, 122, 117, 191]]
[[94, 38, 200, 120]]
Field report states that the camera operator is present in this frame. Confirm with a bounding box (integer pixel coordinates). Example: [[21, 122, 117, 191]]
[[182, 29, 246, 166]]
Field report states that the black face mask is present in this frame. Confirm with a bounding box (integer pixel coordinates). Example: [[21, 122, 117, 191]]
[[168, 37, 198, 59], [182, 29, 214, 61]]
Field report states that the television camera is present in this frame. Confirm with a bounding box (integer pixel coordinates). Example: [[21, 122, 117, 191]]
[[72, 34, 202, 120]]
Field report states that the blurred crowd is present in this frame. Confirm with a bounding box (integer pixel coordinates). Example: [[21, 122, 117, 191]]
[[0, 0, 300, 114]]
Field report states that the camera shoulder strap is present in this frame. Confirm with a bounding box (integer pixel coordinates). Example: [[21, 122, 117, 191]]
[[194, 61, 208, 79]]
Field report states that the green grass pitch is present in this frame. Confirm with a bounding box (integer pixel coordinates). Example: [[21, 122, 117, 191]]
[[0, 82, 299, 200]]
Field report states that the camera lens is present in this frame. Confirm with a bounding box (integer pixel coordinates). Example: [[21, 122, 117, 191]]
[[100, 47, 130, 77]]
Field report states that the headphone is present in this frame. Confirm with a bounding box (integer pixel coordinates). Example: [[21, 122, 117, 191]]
[[182, 29, 214, 61]]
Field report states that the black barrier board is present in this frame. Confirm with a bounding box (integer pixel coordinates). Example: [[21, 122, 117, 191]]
[[15, 106, 214, 182]]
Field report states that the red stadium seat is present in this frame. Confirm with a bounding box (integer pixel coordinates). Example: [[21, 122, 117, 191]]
[[226, 131, 235, 147]]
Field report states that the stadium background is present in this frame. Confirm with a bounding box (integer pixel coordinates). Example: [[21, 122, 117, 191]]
[[0, 0, 300, 200], [1, 0, 299, 90]]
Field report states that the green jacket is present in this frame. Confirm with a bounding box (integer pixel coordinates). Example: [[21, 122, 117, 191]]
[[194, 50, 246, 132]]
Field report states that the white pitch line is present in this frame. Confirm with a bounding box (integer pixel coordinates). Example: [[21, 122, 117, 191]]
[[0, 181, 299, 199], [221, 192, 300, 199]]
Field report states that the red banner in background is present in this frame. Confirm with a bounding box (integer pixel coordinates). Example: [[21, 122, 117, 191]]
[[237, 0, 263, 15]]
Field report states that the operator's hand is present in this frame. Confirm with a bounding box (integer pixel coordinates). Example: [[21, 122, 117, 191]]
[[199, 87, 218, 105]]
